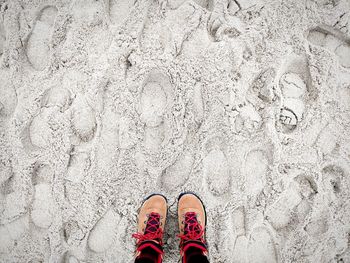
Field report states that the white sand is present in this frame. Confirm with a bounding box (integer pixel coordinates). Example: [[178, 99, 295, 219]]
[[1, 0, 350, 262]]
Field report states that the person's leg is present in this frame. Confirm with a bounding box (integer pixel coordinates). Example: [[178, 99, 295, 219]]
[[132, 194, 168, 263], [177, 192, 210, 263], [185, 246, 210, 263], [135, 246, 160, 263]]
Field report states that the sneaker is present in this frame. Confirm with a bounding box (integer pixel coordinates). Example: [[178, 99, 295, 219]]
[[178, 192, 209, 263], [132, 194, 167, 263]]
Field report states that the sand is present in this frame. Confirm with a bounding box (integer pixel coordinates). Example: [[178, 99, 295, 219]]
[[0, 0, 350, 262]]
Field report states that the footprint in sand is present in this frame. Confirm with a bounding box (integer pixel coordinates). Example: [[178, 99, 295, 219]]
[[30, 163, 55, 229], [203, 149, 231, 196], [138, 70, 173, 151], [0, 164, 12, 192], [217, 206, 247, 259], [248, 68, 276, 105], [109, 0, 135, 25], [266, 174, 317, 230], [66, 151, 91, 184], [27, 87, 71, 149], [334, 11, 350, 35], [321, 164, 349, 200], [0, 70, 17, 119], [63, 254, 80, 263], [0, 216, 28, 254], [88, 209, 121, 253], [0, 19, 6, 58], [26, 6, 58, 70], [193, 82, 205, 126], [28, 108, 55, 149], [243, 149, 269, 203], [276, 55, 312, 133], [41, 87, 72, 111], [168, 0, 210, 10], [304, 206, 329, 237], [233, 103, 263, 135], [1, 170, 28, 221], [161, 151, 193, 191], [71, 0, 105, 26], [143, 125, 166, 152], [139, 72, 169, 127], [118, 116, 137, 150], [64, 96, 96, 205], [247, 226, 278, 263], [207, 1, 244, 41], [96, 101, 120, 169], [265, 186, 302, 230], [63, 220, 85, 246], [307, 25, 350, 69], [70, 95, 97, 143]]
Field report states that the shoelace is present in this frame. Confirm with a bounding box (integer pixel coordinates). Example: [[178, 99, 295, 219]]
[[132, 212, 164, 246], [178, 212, 205, 246]]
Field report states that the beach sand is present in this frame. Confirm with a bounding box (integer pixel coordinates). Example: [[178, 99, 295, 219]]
[[0, 0, 350, 262]]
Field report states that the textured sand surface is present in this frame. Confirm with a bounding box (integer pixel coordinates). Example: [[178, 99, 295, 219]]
[[0, 0, 350, 262]]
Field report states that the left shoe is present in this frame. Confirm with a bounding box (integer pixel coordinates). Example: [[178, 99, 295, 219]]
[[132, 194, 168, 263]]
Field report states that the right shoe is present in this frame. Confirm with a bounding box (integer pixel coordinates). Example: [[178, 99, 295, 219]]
[[178, 192, 209, 263]]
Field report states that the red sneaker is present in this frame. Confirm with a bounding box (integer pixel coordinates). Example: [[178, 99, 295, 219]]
[[132, 194, 167, 263]]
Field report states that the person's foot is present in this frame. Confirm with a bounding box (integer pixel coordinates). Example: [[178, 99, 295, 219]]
[[178, 192, 209, 263], [132, 194, 167, 263]]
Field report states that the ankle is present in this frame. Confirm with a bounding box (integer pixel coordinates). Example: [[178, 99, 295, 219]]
[[135, 246, 160, 263], [135, 241, 163, 263], [182, 241, 208, 263], [184, 247, 209, 263]]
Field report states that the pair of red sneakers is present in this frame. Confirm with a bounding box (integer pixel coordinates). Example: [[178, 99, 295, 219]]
[[132, 193, 209, 263]]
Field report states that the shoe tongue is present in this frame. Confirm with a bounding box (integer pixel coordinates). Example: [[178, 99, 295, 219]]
[[145, 212, 160, 235]]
